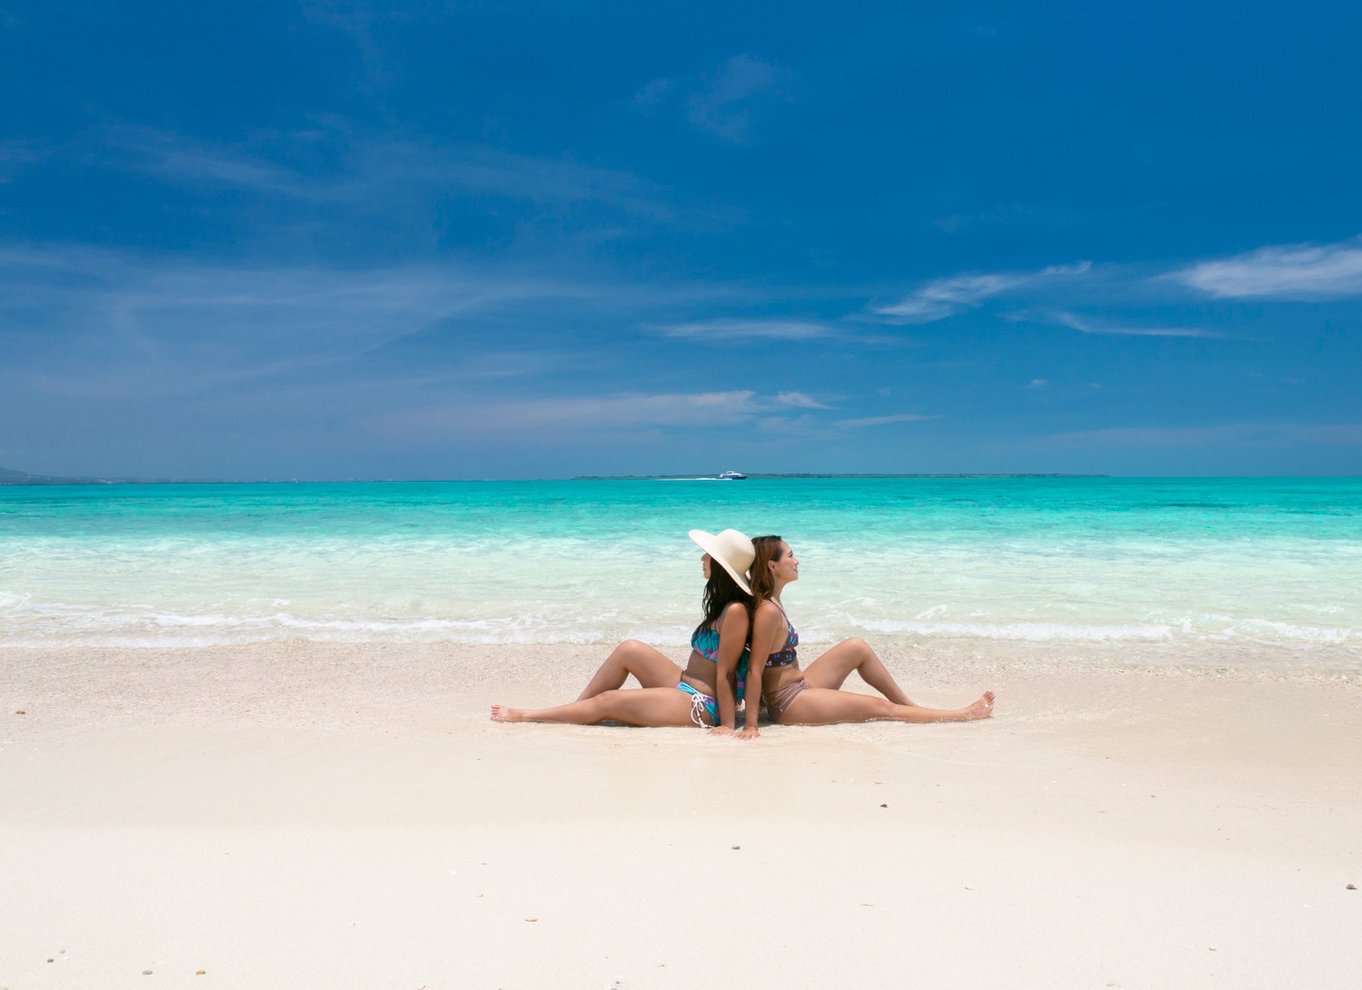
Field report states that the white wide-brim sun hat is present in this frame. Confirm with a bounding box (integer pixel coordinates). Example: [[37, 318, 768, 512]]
[[688, 528, 755, 595]]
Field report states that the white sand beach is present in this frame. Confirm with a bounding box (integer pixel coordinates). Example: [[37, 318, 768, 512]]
[[3, 642, 1360, 988]]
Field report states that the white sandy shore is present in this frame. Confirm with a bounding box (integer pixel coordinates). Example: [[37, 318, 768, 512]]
[[3, 642, 1361, 989]]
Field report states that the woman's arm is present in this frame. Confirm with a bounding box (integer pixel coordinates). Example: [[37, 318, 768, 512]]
[[741, 601, 783, 738], [750, 601, 782, 667], [740, 646, 764, 739], [713, 602, 750, 732]]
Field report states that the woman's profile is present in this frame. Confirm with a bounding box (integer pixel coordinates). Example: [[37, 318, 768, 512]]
[[746, 535, 995, 725]]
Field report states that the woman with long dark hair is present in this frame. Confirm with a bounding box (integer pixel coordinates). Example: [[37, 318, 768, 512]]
[[745, 535, 994, 725], [491, 529, 755, 728]]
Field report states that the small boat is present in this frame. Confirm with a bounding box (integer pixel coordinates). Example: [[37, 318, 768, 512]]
[[716, 470, 748, 480]]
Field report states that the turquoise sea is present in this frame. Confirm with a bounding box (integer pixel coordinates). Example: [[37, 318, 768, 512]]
[[2, 477, 1360, 674]]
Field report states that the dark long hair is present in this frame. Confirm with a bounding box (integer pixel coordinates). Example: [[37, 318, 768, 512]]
[[749, 535, 785, 605], [693, 562, 754, 639]]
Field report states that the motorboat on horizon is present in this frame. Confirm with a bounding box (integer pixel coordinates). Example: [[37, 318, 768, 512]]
[[716, 470, 748, 480]]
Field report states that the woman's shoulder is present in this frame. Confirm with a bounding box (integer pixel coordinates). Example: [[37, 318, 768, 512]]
[[753, 599, 783, 620], [718, 599, 751, 622]]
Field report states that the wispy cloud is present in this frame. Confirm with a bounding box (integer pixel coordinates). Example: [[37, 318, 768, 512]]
[[1016, 310, 1224, 339], [105, 126, 333, 199], [300, 1, 440, 92], [103, 126, 675, 219], [370, 390, 761, 437], [364, 142, 672, 217], [651, 317, 833, 341], [872, 262, 1092, 324], [1041, 422, 1362, 448], [687, 55, 788, 143], [372, 388, 930, 442], [777, 391, 834, 409], [634, 55, 790, 143], [836, 412, 934, 428], [0, 244, 611, 396], [1170, 238, 1362, 299]]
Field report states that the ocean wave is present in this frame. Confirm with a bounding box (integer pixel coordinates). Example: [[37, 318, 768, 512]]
[[1210, 619, 1354, 645], [0, 599, 1355, 650], [0, 603, 691, 649], [857, 619, 1175, 642]]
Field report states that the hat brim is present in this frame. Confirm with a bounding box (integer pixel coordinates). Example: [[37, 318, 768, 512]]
[[688, 529, 753, 595]]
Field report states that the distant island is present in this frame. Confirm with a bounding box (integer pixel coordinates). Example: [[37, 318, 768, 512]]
[[0, 465, 205, 485], [0, 465, 110, 486]]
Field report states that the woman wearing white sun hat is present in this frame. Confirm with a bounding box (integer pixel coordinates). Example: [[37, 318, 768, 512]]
[[491, 529, 756, 731]]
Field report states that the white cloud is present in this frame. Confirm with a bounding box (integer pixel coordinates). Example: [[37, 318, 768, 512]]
[[1037, 310, 1223, 339], [1027, 378, 1049, 389], [873, 261, 1091, 324], [653, 318, 832, 341], [836, 413, 934, 428], [1171, 239, 1362, 299], [777, 391, 834, 409]]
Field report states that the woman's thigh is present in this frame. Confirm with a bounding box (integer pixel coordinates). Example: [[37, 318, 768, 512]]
[[777, 687, 892, 726], [614, 640, 687, 689], [599, 687, 709, 727], [799, 639, 867, 690]]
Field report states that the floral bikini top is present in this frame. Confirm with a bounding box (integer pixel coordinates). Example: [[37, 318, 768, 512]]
[[690, 626, 751, 704], [765, 606, 799, 668]]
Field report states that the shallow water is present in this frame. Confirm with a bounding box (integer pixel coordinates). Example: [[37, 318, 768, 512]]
[[2, 477, 1359, 674]]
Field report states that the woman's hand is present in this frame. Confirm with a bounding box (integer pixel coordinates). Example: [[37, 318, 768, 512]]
[[737, 726, 760, 741], [708, 725, 734, 736]]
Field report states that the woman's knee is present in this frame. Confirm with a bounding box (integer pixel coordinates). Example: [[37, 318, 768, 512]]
[[607, 639, 650, 667], [587, 691, 625, 718]]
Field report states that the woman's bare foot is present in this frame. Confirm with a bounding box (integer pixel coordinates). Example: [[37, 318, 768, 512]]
[[962, 691, 995, 720], [490, 704, 528, 722]]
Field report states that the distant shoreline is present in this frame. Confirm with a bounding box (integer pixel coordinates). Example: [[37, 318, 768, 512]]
[[0, 471, 1113, 486], [1, 466, 1111, 485], [570, 472, 1110, 481], [11, 468, 1359, 486]]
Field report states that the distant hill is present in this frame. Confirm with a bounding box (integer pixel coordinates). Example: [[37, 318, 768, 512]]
[[0, 465, 107, 485]]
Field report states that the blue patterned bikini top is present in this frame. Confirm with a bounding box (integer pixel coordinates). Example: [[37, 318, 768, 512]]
[[765, 609, 799, 668], [691, 626, 751, 704]]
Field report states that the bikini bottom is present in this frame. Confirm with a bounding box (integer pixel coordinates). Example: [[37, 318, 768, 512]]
[[764, 678, 809, 722], [676, 679, 719, 726]]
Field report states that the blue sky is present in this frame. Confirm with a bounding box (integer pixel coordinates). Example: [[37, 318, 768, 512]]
[[3, 1, 1361, 479]]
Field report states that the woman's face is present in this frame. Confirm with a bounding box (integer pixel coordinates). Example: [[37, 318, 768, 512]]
[[701, 553, 712, 580], [770, 541, 799, 584]]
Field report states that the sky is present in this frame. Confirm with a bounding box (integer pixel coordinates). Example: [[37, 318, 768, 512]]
[[2, 1, 1361, 480]]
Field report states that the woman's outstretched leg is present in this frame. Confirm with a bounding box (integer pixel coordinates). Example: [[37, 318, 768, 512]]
[[776, 687, 994, 726], [575, 640, 684, 700], [492, 687, 704, 727], [801, 638, 917, 705]]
